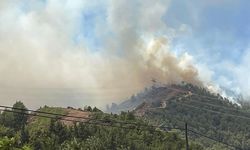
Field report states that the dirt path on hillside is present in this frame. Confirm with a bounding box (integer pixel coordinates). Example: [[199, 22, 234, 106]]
[[61, 109, 91, 126]]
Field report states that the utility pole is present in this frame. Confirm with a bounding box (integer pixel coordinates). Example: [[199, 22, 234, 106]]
[[185, 122, 189, 150]]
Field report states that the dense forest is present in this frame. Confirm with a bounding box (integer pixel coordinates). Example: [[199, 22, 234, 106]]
[[127, 83, 250, 150], [0, 101, 202, 150]]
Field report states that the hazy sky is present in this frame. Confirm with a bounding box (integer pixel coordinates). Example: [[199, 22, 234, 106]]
[[0, 0, 249, 109]]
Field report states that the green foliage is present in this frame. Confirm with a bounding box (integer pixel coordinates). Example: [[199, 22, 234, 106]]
[[141, 83, 250, 149], [0, 101, 28, 131], [92, 107, 102, 112], [0, 102, 202, 150], [0, 125, 14, 137], [83, 106, 102, 112], [20, 127, 29, 145], [12, 101, 28, 130], [0, 136, 31, 150], [84, 106, 93, 112], [0, 136, 15, 150], [0, 110, 14, 128]]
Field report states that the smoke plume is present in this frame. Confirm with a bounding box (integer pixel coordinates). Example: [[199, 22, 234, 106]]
[[0, 0, 205, 109]]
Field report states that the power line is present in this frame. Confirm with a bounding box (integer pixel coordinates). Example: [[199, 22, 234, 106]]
[[0, 105, 140, 127], [141, 110, 243, 150], [0, 108, 174, 145], [0, 105, 91, 120], [0, 106, 243, 149], [0, 106, 182, 132], [0, 105, 180, 130], [179, 120, 243, 149], [0, 108, 159, 132], [150, 99, 249, 148]]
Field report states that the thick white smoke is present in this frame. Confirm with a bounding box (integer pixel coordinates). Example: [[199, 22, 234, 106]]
[[0, 0, 220, 109]]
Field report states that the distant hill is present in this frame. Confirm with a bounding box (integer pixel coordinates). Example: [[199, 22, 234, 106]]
[[108, 83, 250, 149]]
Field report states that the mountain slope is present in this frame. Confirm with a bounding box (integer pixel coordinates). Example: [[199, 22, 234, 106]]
[[108, 83, 250, 149], [107, 84, 187, 113]]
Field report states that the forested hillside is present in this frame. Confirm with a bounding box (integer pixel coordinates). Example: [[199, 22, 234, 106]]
[[0, 101, 202, 150], [111, 83, 250, 149], [0, 84, 250, 149]]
